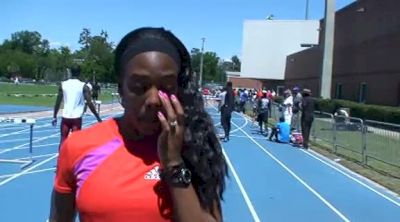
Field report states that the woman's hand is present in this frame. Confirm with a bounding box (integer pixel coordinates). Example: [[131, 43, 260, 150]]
[[157, 90, 185, 168]]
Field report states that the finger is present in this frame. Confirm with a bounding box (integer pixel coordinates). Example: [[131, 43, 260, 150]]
[[170, 94, 184, 125], [157, 111, 170, 132], [158, 90, 177, 122]]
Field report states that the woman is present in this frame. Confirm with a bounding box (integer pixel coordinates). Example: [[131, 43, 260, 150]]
[[50, 27, 227, 222]]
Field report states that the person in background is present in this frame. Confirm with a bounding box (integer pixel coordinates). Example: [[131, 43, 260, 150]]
[[52, 65, 102, 147], [266, 89, 273, 117], [291, 86, 302, 132], [49, 27, 227, 222], [218, 87, 227, 134], [283, 89, 293, 125], [301, 88, 314, 149], [257, 90, 269, 135], [14, 76, 20, 85], [83, 80, 93, 113], [268, 116, 290, 143], [92, 81, 101, 101], [221, 81, 234, 142], [239, 89, 247, 113], [271, 89, 276, 98]]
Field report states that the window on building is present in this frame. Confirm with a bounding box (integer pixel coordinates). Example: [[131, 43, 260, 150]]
[[358, 83, 367, 103], [335, 83, 343, 99]]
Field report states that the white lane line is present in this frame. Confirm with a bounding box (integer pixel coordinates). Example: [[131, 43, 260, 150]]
[[210, 113, 248, 135], [26, 128, 58, 134], [222, 148, 261, 222], [0, 137, 39, 143], [0, 153, 58, 186], [301, 149, 400, 207], [0, 142, 60, 152], [231, 120, 351, 222], [208, 107, 259, 221], [0, 113, 118, 186], [0, 134, 58, 154], [0, 143, 59, 151], [0, 167, 56, 179], [0, 106, 119, 139], [229, 135, 267, 140], [0, 112, 118, 155], [18, 152, 58, 159], [0, 123, 51, 138]]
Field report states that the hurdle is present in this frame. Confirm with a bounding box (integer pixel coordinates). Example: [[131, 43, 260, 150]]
[[0, 117, 36, 169]]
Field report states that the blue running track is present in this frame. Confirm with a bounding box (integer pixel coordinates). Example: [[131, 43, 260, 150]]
[[1, 105, 400, 221]]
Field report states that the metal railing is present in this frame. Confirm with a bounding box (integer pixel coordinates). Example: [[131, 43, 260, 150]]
[[364, 120, 400, 171], [268, 103, 400, 176], [312, 111, 335, 148]]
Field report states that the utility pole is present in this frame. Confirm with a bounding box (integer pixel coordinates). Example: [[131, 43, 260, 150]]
[[199, 37, 205, 88], [321, 0, 335, 99], [305, 0, 309, 20]]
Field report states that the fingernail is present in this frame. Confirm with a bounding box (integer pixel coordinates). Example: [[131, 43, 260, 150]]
[[157, 111, 164, 119], [158, 90, 164, 98], [171, 94, 177, 102], [162, 92, 169, 99]]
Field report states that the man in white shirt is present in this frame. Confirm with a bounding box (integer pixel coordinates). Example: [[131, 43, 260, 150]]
[[283, 89, 293, 125], [52, 65, 102, 148]]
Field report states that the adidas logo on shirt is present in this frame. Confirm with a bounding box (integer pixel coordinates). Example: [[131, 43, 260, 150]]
[[144, 166, 160, 180]]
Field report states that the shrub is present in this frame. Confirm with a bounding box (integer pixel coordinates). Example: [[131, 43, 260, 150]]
[[314, 99, 400, 124]]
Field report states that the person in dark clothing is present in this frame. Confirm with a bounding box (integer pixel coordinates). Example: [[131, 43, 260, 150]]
[[301, 88, 314, 149], [257, 91, 269, 135], [92, 81, 101, 101], [221, 82, 234, 142]]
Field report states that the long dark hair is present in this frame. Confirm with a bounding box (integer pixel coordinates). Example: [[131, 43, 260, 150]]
[[114, 27, 228, 213]]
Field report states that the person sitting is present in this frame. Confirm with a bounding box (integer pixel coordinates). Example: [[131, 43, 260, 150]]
[[268, 116, 290, 143]]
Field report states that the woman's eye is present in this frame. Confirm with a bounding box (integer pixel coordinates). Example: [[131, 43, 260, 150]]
[[128, 82, 150, 95], [159, 85, 176, 94]]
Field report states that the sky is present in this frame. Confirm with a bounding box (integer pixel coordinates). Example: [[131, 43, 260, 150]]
[[1, 0, 354, 60]]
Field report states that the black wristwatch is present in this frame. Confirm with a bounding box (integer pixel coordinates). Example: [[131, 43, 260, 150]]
[[160, 162, 192, 188]]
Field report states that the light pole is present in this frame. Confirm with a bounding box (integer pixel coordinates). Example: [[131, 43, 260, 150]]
[[305, 0, 309, 20], [199, 37, 205, 88], [321, 0, 336, 99]]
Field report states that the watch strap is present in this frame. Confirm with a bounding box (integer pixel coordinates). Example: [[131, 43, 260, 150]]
[[160, 162, 191, 188]]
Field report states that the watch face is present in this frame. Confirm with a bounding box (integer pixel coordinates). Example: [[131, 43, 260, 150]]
[[181, 168, 192, 184]]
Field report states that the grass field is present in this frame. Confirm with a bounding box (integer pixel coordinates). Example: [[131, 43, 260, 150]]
[[0, 82, 114, 107]]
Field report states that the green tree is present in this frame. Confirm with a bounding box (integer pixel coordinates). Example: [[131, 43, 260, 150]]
[[78, 28, 91, 50], [76, 28, 114, 82], [0, 30, 54, 79], [231, 55, 241, 71], [190, 48, 225, 85]]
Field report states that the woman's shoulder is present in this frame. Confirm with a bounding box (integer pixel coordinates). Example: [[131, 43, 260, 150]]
[[60, 119, 119, 160]]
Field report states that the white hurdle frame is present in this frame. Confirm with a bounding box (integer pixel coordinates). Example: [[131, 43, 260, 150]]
[[0, 117, 36, 169]]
